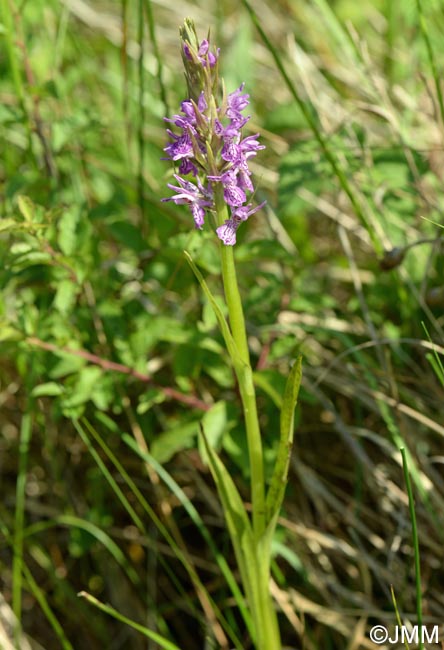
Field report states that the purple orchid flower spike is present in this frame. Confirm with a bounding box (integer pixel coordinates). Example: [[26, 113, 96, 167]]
[[162, 20, 266, 245]]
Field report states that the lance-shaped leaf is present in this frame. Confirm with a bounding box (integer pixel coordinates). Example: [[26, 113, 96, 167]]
[[266, 356, 302, 524], [184, 250, 246, 376], [199, 427, 255, 610]]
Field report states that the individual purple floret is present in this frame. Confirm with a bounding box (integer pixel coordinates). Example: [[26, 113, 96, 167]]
[[163, 22, 266, 245], [226, 84, 250, 120], [215, 218, 239, 246], [216, 201, 267, 246], [161, 175, 212, 229], [207, 170, 247, 207], [232, 201, 267, 222], [163, 131, 194, 161]]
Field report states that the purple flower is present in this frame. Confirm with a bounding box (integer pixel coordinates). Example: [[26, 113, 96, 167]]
[[239, 134, 265, 158], [237, 164, 254, 192], [216, 218, 239, 246], [231, 201, 266, 222], [221, 141, 241, 163], [178, 158, 198, 176], [226, 84, 250, 119], [164, 131, 194, 161], [207, 169, 247, 207], [214, 118, 248, 140], [190, 203, 206, 229], [224, 184, 246, 207], [221, 133, 265, 164], [164, 94, 208, 136], [215, 202, 267, 245], [162, 175, 212, 229]]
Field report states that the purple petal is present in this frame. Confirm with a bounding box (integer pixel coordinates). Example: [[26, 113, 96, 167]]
[[181, 100, 195, 119], [164, 134, 194, 161], [238, 168, 254, 191], [231, 200, 266, 221], [216, 219, 238, 245], [227, 84, 250, 119], [223, 184, 246, 207], [240, 134, 266, 155], [198, 40, 209, 57], [197, 91, 208, 113], [179, 159, 198, 176], [183, 43, 192, 60], [191, 203, 205, 229], [221, 141, 241, 163]]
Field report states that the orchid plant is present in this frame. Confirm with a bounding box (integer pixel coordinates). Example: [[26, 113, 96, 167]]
[[163, 20, 302, 650]]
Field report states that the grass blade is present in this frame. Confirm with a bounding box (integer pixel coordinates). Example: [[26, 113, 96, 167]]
[[78, 592, 181, 650], [12, 409, 32, 646], [400, 447, 423, 650], [241, 0, 381, 252], [22, 563, 74, 650], [122, 437, 253, 640]]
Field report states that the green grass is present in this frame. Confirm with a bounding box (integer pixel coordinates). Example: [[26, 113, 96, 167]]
[[1, 0, 443, 648]]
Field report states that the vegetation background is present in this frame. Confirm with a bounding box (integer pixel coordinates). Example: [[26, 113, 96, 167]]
[[1, 0, 443, 648]]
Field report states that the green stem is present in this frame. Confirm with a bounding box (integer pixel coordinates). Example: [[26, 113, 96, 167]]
[[215, 191, 266, 538], [216, 200, 250, 365], [214, 193, 281, 649]]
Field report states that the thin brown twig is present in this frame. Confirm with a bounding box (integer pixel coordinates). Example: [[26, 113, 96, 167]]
[[25, 336, 210, 411]]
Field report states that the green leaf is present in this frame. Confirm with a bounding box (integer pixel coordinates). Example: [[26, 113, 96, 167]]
[[151, 420, 199, 463], [198, 401, 228, 462], [108, 220, 146, 253], [17, 195, 35, 222], [60, 366, 103, 408], [0, 322, 21, 342], [58, 208, 79, 255], [266, 356, 302, 524], [184, 250, 242, 372], [31, 382, 65, 397], [199, 429, 253, 591], [26, 514, 140, 586], [0, 218, 17, 232], [49, 351, 86, 379], [122, 441, 253, 639], [54, 279, 78, 315], [253, 370, 285, 410]]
